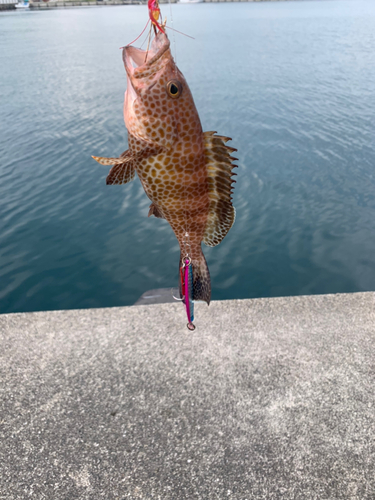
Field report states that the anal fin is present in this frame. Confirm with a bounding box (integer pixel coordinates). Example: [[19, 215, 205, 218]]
[[203, 131, 237, 247]]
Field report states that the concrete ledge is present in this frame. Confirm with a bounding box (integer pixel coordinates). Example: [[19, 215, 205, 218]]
[[1, 292, 374, 498]]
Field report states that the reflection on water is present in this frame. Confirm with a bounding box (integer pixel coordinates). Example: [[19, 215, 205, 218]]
[[1, 1, 375, 313]]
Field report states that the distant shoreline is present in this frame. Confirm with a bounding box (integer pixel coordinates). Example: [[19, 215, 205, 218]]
[[26, 0, 296, 10], [0, 0, 297, 10]]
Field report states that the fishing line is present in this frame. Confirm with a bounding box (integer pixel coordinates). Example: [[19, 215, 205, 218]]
[[165, 26, 195, 40], [165, 0, 187, 264], [139, 25, 153, 50], [161, 0, 194, 329], [126, 19, 150, 47], [144, 23, 153, 63], [168, 0, 177, 63]]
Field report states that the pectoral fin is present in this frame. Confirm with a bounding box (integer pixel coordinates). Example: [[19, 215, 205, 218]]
[[92, 145, 164, 168], [92, 156, 128, 166], [106, 161, 136, 185], [202, 131, 237, 247], [91, 149, 136, 185], [92, 149, 134, 166]]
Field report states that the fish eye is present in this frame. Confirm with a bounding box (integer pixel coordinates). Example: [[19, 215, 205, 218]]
[[166, 80, 182, 99]]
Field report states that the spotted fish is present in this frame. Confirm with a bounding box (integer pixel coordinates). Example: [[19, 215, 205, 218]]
[[93, 33, 237, 305]]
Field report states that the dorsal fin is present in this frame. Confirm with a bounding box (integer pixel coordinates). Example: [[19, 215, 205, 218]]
[[203, 131, 237, 247]]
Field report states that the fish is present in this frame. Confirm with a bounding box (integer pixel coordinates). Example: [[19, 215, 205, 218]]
[[93, 33, 237, 308]]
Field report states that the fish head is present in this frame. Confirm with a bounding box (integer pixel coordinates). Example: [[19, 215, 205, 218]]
[[123, 33, 200, 149]]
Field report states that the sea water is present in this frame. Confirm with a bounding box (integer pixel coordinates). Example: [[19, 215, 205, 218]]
[[1, 0, 375, 313]]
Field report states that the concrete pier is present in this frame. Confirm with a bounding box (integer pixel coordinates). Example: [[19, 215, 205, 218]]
[[1, 292, 374, 498]]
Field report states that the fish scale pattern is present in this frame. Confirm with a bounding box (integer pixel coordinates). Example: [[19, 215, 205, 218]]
[[92, 33, 237, 305]]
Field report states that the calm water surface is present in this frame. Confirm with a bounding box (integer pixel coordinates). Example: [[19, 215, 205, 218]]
[[1, 0, 375, 313]]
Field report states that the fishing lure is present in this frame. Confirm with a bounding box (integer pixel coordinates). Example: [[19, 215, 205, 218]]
[[148, 0, 165, 35], [126, 0, 165, 47], [181, 258, 195, 331]]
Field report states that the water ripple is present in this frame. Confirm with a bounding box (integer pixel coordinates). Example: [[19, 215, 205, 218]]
[[1, 1, 375, 312]]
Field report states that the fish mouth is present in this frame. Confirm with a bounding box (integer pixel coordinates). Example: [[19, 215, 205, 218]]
[[123, 33, 170, 79]]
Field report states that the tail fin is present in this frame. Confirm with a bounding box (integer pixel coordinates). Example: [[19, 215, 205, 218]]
[[179, 247, 211, 305]]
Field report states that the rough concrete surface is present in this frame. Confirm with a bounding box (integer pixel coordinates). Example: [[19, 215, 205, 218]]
[[1, 292, 374, 499]]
